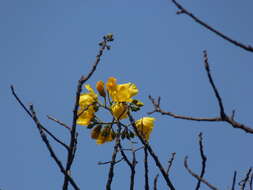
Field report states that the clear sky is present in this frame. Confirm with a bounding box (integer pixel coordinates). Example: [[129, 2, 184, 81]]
[[1, 0, 253, 189]]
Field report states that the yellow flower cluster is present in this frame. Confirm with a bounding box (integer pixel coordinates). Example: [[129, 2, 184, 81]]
[[77, 77, 155, 144]]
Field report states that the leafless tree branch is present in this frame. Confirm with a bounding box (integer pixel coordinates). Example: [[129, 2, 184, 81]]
[[144, 146, 150, 190], [239, 167, 252, 190], [231, 171, 237, 190], [166, 152, 176, 175], [184, 156, 218, 190], [170, 0, 253, 53], [47, 115, 71, 131], [196, 133, 207, 190], [153, 174, 159, 190], [63, 34, 114, 189], [149, 51, 253, 134]]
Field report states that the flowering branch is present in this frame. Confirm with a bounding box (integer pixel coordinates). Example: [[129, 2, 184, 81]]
[[170, 0, 253, 53], [149, 51, 253, 134], [128, 112, 176, 190]]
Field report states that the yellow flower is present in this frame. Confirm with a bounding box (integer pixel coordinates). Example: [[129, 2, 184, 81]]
[[79, 85, 97, 107], [135, 117, 155, 141], [96, 80, 106, 97], [111, 103, 128, 120], [77, 106, 95, 126], [96, 127, 114, 144], [77, 85, 98, 126], [106, 77, 138, 102]]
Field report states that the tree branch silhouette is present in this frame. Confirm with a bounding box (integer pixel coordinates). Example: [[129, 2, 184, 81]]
[[149, 51, 253, 134], [170, 0, 253, 53]]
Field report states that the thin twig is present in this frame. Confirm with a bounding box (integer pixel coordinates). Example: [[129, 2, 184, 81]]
[[98, 158, 124, 165], [166, 152, 176, 174], [231, 171, 237, 190], [29, 105, 80, 190], [171, 0, 253, 53], [63, 34, 113, 189], [128, 112, 176, 190], [11, 86, 79, 189], [148, 51, 253, 134], [47, 115, 71, 131], [118, 142, 137, 190], [250, 173, 253, 190], [144, 146, 150, 190], [239, 167, 252, 190], [184, 156, 218, 190], [195, 133, 207, 190], [153, 174, 159, 190], [106, 124, 121, 190], [41, 125, 69, 150]]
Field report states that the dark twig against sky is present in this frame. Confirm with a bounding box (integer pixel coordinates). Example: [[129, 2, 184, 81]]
[[149, 51, 253, 134], [232, 171, 237, 190], [11, 86, 80, 189], [171, 0, 253, 53], [239, 167, 252, 190], [63, 35, 113, 190], [144, 147, 150, 190], [184, 156, 218, 190], [195, 133, 207, 190]]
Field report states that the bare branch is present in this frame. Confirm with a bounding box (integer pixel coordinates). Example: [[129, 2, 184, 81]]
[[184, 156, 218, 190], [239, 167, 252, 190], [196, 133, 207, 190], [148, 51, 253, 134], [166, 152, 176, 175], [250, 172, 253, 190], [170, 0, 253, 53], [40, 125, 69, 150], [11, 85, 79, 189], [144, 147, 150, 190], [29, 105, 80, 190], [98, 158, 124, 165], [231, 171, 237, 190], [153, 174, 159, 190], [63, 34, 114, 189], [106, 124, 121, 190], [47, 115, 71, 131]]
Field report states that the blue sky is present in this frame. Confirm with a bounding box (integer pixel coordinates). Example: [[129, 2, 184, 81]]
[[1, 0, 253, 189]]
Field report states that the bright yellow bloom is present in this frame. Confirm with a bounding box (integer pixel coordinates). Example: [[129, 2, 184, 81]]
[[96, 80, 106, 97], [111, 103, 128, 120], [77, 85, 98, 126], [106, 77, 138, 102], [135, 117, 155, 141], [77, 106, 95, 126], [79, 85, 97, 107], [96, 127, 114, 144]]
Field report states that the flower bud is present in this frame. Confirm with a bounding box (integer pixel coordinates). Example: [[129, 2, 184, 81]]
[[96, 80, 106, 97], [91, 125, 102, 139]]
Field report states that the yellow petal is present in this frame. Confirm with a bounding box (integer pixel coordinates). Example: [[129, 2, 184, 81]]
[[111, 103, 128, 120], [77, 107, 95, 126], [135, 117, 155, 141]]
